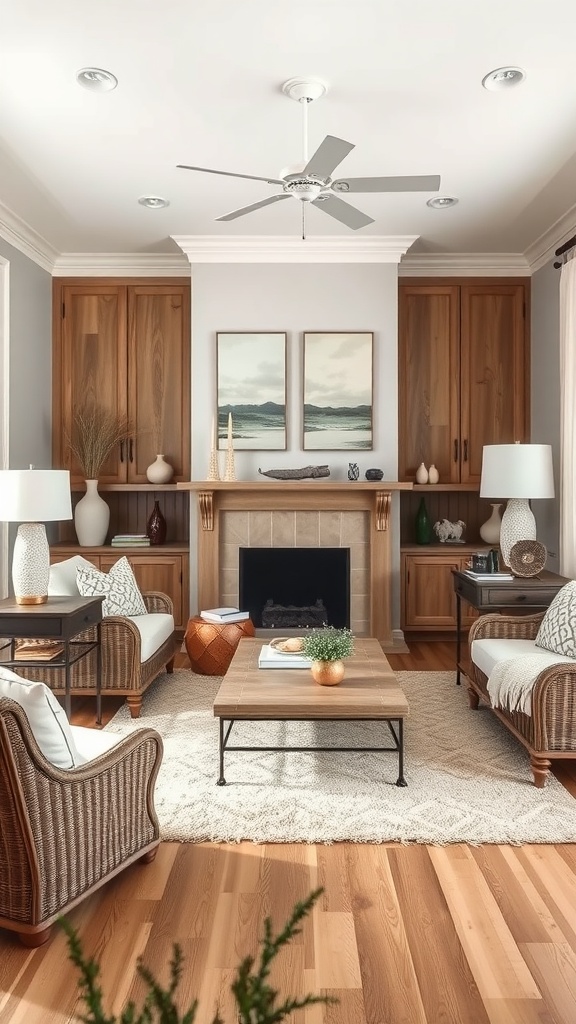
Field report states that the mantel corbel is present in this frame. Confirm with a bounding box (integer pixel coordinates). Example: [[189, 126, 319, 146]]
[[198, 491, 214, 531], [375, 491, 392, 531]]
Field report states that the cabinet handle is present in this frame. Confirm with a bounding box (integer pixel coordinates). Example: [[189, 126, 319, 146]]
[[463, 439, 468, 462], [129, 438, 134, 463], [120, 440, 125, 463], [453, 439, 459, 462]]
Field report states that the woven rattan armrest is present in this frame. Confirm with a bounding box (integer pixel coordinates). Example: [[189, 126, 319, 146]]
[[468, 611, 545, 643], [144, 592, 173, 614]]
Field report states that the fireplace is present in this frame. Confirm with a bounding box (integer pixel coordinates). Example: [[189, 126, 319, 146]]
[[239, 547, 350, 628]]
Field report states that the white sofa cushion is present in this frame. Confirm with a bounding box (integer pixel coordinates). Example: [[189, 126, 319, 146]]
[[77, 556, 147, 617], [48, 555, 96, 597], [471, 637, 576, 679], [471, 638, 576, 715], [126, 612, 175, 662], [0, 666, 85, 769], [70, 724, 124, 761], [535, 580, 576, 657]]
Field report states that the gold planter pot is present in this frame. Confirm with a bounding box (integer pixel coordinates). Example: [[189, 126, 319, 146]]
[[310, 659, 345, 686]]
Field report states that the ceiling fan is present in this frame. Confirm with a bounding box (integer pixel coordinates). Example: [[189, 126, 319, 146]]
[[177, 78, 441, 234]]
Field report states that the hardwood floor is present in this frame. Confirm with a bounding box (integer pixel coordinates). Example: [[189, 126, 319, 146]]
[[2, 642, 576, 1023]]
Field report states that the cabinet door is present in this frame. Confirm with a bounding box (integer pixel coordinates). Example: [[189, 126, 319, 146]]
[[127, 285, 191, 483], [403, 554, 462, 628], [398, 285, 460, 483], [459, 284, 528, 484], [100, 553, 184, 628], [53, 285, 128, 485]]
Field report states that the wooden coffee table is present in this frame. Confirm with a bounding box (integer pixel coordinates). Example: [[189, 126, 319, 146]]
[[213, 637, 409, 787]]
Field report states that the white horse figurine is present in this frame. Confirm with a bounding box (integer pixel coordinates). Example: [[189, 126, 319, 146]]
[[433, 519, 466, 543]]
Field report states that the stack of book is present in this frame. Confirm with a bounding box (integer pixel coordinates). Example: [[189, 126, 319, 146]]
[[258, 644, 312, 670], [200, 606, 250, 624], [463, 570, 514, 581], [14, 639, 64, 661], [111, 534, 151, 547]]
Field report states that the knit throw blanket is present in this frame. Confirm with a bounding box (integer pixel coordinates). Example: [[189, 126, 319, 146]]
[[486, 653, 552, 715]]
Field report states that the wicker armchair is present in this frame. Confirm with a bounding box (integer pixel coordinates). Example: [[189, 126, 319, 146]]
[[0, 695, 162, 945], [468, 612, 576, 786], [24, 592, 180, 718]]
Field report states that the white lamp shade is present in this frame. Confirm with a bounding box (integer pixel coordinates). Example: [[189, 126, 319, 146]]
[[0, 469, 72, 522], [479, 444, 555, 500]]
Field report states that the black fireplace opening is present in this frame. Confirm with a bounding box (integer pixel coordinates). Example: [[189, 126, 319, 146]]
[[239, 547, 350, 629]]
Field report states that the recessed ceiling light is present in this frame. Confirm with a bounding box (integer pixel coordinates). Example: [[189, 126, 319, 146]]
[[76, 67, 118, 92], [138, 196, 170, 209], [482, 66, 526, 91], [427, 196, 458, 209]]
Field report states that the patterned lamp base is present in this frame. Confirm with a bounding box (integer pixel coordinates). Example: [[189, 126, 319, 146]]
[[500, 499, 537, 567], [12, 523, 50, 604]]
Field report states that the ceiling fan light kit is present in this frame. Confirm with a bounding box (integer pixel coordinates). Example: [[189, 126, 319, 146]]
[[177, 77, 442, 234]]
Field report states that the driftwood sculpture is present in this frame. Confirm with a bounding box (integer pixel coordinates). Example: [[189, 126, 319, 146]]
[[258, 465, 330, 480]]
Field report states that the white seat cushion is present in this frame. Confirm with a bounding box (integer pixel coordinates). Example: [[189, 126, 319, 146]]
[[0, 665, 85, 769], [48, 555, 96, 597], [471, 637, 576, 679], [70, 724, 124, 761], [126, 612, 175, 662]]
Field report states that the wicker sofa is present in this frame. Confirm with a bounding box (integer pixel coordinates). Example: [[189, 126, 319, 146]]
[[468, 611, 576, 786], [0, 694, 162, 945]]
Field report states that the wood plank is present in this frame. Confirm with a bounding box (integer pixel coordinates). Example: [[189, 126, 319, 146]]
[[521, 942, 576, 1024]]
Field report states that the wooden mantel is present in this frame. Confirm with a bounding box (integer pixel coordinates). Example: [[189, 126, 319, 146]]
[[177, 480, 412, 646]]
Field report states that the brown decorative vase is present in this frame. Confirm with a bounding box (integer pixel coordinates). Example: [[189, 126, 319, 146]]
[[147, 500, 167, 545], [310, 659, 345, 686]]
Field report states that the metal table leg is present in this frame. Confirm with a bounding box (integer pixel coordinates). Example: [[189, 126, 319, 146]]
[[96, 622, 102, 726], [456, 591, 462, 686], [396, 718, 407, 787]]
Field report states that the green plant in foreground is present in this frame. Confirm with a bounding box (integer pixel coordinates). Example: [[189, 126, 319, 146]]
[[61, 887, 334, 1024], [301, 626, 355, 662]]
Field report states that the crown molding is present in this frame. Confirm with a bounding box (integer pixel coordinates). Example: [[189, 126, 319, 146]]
[[0, 200, 58, 273], [171, 234, 419, 263], [399, 252, 531, 276], [524, 203, 576, 274], [52, 252, 190, 276]]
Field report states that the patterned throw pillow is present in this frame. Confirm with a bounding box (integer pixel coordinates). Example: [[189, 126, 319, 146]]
[[76, 556, 147, 617], [535, 581, 576, 657]]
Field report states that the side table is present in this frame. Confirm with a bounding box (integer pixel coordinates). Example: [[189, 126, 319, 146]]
[[0, 595, 104, 722], [185, 615, 255, 675], [452, 569, 568, 686]]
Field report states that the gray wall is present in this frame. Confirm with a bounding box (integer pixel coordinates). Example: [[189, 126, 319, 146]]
[[190, 262, 402, 622], [531, 259, 560, 572], [0, 236, 52, 587]]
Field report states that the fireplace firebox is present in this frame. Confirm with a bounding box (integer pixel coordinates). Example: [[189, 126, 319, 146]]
[[239, 547, 350, 629]]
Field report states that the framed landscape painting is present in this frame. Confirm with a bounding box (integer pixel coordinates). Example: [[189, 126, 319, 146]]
[[303, 332, 373, 450], [217, 332, 287, 450]]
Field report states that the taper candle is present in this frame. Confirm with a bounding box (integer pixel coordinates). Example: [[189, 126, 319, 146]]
[[227, 412, 233, 446]]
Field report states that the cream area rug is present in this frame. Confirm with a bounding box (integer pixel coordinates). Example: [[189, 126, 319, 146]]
[[104, 669, 576, 845]]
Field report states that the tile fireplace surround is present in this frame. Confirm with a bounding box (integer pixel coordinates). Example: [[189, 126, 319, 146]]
[[178, 481, 412, 647]]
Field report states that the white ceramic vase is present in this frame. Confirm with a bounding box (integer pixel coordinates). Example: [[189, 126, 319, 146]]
[[479, 503, 503, 545], [428, 464, 440, 484], [415, 462, 428, 484], [146, 454, 173, 484], [75, 480, 110, 546]]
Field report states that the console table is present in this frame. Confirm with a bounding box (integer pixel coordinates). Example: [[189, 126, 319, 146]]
[[0, 595, 104, 722], [452, 569, 568, 685]]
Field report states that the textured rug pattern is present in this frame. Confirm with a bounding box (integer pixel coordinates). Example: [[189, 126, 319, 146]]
[[104, 669, 576, 844]]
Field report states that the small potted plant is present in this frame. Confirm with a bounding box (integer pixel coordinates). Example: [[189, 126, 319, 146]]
[[301, 625, 355, 686]]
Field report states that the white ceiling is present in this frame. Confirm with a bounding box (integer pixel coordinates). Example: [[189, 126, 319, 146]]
[[2, 0, 576, 262]]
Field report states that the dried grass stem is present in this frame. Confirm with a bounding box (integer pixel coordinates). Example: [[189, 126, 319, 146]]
[[68, 407, 131, 479]]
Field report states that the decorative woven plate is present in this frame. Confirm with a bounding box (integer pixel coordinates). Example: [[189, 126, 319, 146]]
[[508, 539, 547, 577], [269, 637, 305, 654]]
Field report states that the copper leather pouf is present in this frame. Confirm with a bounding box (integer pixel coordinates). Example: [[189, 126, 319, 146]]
[[184, 615, 255, 675]]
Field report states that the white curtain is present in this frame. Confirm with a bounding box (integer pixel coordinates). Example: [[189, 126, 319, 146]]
[[559, 253, 576, 578]]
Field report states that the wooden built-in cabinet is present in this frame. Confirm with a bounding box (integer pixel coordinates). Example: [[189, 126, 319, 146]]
[[402, 548, 479, 631], [398, 279, 529, 484], [51, 278, 191, 627], [52, 279, 190, 485], [50, 546, 190, 630]]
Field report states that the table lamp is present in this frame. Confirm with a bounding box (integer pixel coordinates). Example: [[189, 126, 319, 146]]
[[479, 444, 554, 566], [0, 467, 72, 604]]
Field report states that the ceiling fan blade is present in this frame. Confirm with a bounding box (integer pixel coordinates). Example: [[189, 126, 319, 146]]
[[216, 194, 291, 222], [331, 174, 441, 193], [312, 195, 374, 230], [303, 136, 355, 179], [177, 164, 285, 186]]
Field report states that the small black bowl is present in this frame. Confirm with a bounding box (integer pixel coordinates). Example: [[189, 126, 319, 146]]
[[365, 468, 384, 481]]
